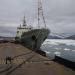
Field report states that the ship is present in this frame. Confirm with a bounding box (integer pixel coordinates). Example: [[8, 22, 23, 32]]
[[15, 0, 50, 50]]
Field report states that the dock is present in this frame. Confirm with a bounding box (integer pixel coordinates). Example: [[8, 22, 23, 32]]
[[0, 43, 75, 75]]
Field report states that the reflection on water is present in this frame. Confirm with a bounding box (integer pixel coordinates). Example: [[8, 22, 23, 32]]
[[41, 39, 75, 62]]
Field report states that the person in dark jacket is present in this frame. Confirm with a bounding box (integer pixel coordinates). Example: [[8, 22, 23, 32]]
[[5, 56, 13, 64]]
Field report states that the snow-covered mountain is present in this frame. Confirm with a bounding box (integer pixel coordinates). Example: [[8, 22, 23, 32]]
[[47, 34, 63, 39], [65, 35, 75, 40]]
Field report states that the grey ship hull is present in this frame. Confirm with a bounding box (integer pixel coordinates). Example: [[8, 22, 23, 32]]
[[16, 28, 50, 50]]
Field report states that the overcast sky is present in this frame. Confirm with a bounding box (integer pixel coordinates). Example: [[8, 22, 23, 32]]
[[0, 0, 75, 37]]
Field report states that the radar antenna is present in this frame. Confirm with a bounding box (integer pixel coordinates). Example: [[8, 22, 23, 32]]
[[38, 0, 46, 28]]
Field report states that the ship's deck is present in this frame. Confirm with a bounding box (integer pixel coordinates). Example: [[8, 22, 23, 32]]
[[0, 43, 75, 75]]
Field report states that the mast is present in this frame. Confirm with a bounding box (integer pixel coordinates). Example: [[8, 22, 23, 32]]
[[23, 16, 27, 26], [38, 0, 46, 28]]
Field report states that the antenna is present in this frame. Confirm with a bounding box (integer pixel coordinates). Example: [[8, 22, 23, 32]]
[[38, 0, 46, 28]]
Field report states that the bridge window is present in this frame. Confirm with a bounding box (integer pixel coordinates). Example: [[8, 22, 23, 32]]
[[17, 31, 19, 33]]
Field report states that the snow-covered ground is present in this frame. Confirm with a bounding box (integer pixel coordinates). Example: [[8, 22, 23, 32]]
[[41, 39, 75, 62]]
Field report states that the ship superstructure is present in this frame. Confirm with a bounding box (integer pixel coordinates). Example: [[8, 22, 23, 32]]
[[16, 16, 32, 40]]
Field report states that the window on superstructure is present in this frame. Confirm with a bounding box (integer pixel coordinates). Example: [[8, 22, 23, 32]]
[[17, 31, 19, 33], [29, 28, 31, 29]]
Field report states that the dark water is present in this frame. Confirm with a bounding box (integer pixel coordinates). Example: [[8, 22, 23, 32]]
[[41, 39, 75, 62]]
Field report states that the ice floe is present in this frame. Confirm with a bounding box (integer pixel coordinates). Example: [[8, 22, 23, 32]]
[[54, 52, 61, 56], [64, 48, 70, 51]]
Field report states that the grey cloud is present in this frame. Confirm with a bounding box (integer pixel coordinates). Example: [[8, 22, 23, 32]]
[[0, 0, 75, 36]]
